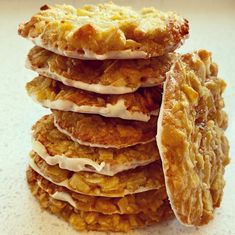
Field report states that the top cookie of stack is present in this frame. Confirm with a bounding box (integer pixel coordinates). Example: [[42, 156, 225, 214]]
[[19, 3, 188, 60], [19, 2, 190, 232]]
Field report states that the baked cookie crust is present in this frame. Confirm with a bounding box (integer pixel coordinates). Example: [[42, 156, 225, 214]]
[[157, 50, 229, 226], [19, 3, 189, 59], [26, 76, 162, 121], [29, 152, 165, 197], [27, 167, 168, 215], [27, 171, 173, 232], [32, 115, 159, 175], [27, 46, 176, 94], [52, 110, 157, 148]]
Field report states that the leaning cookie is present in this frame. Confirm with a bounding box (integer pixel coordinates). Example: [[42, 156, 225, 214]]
[[18, 3, 189, 60], [26, 46, 176, 94], [26, 76, 162, 121], [157, 50, 230, 226]]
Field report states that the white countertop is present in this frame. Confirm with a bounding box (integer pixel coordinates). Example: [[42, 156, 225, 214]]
[[0, 0, 234, 234]]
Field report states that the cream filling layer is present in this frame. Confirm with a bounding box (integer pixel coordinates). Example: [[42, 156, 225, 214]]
[[29, 157, 157, 197], [51, 191, 77, 208], [30, 36, 148, 60], [26, 59, 160, 94], [32, 138, 155, 176], [54, 118, 155, 149], [31, 94, 154, 121], [156, 65, 186, 225], [32, 139, 105, 173], [26, 59, 135, 95], [37, 180, 77, 208]]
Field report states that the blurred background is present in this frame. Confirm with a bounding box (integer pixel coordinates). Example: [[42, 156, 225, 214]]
[[0, 1, 234, 234]]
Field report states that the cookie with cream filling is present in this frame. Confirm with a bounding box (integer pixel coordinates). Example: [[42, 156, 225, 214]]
[[26, 76, 162, 121], [32, 115, 159, 176], [18, 3, 189, 59], [26, 46, 176, 94]]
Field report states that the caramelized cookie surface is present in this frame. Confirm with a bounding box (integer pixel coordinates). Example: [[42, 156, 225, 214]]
[[157, 50, 229, 226], [26, 76, 162, 121], [19, 3, 189, 59], [32, 115, 159, 175], [27, 46, 176, 94], [52, 110, 157, 148], [29, 152, 165, 197]]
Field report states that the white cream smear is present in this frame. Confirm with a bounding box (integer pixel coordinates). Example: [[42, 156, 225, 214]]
[[32, 138, 155, 176], [30, 36, 148, 60], [32, 139, 105, 173], [54, 118, 155, 149], [30, 93, 155, 121], [51, 191, 77, 208], [29, 157, 157, 197]]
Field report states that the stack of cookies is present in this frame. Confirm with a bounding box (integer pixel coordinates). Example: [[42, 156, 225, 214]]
[[18, 2, 229, 232]]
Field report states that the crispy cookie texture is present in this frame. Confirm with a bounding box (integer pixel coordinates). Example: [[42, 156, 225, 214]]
[[26, 76, 162, 121], [27, 167, 168, 215], [27, 170, 173, 232], [27, 46, 176, 94], [52, 110, 157, 148], [157, 50, 230, 226], [30, 152, 165, 197], [18, 3, 189, 59], [32, 115, 159, 175]]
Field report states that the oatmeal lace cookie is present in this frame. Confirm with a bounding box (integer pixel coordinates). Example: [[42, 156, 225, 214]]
[[29, 152, 165, 197], [27, 174, 173, 232], [27, 46, 176, 94], [157, 50, 230, 226], [32, 115, 160, 176], [27, 167, 168, 215], [52, 110, 157, 148], [18, 3, 189, 59], [26, 75, 162, 121]]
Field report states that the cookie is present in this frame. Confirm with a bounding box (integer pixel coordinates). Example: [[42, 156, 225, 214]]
[[27, 46, 176, 94], [27, 167, 168, 215], [52, 110, 157, 148], [157, 50, 229, 225], [27, 174, 173, 232], [18, 3, 188, 59], [26, 76, 162, 121], [32, 115, 159, 175], [29, 151, 165, 197]]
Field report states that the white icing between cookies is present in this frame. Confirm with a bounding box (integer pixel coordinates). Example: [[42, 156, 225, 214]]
[[32, 138, 155, 176], [26, 59, 137, 94], [30, 36, 148, 60], [30, 93, 153, 121], [53, 117, 155, 149], [29, 156, 156, 197]]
